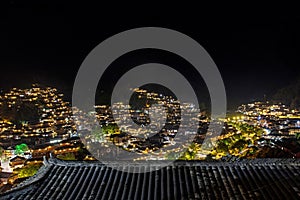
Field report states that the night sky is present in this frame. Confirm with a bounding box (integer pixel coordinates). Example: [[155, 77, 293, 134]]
[[1, 3, 300, 109]]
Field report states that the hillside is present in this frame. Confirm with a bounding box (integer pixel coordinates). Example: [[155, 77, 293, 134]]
[[273, 78, 300, 108]]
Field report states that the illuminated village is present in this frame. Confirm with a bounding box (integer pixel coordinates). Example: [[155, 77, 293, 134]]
[[1, 85, 300, 192], [0, 85, 91, 192], [208, 101, 300, 161]]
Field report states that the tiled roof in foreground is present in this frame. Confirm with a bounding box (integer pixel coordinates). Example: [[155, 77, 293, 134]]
[[1, 158, 300, 200]]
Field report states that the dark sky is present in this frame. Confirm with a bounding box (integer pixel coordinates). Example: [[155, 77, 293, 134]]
[[1, 3, 300, 109]]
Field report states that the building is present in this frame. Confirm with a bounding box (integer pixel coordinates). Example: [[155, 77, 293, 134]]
[[9, 156, 26, 169]]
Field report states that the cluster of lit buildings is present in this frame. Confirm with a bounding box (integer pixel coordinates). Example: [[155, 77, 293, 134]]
[[0, 85, 77, 147], [74, 88, 202, 160], [198, 101, 300, 160], [237, 101, 300, 135], [0, 85, 81, 176], [229, 101, 300, 158]]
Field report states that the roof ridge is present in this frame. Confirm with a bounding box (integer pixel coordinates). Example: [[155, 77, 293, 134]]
[[48, 157, 300, 166]]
